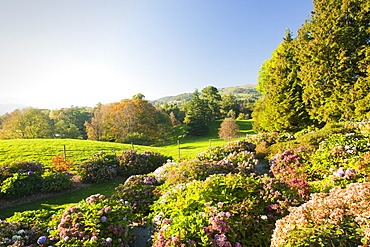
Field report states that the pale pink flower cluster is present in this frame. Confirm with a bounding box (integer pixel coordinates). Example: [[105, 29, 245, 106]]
[[271, 183, 370, 246], [86, 194, 105, 205]]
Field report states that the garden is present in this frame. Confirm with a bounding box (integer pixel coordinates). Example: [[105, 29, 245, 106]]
[[0, 121, 369, 246]]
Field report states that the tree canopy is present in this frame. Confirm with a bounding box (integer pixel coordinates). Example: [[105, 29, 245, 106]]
[[255, 0, 370, 132]]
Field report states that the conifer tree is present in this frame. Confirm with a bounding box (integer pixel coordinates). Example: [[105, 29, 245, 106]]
[[254, 30, 311, 132], [297, 0, 370, 123], [184, 90, 211, 136]]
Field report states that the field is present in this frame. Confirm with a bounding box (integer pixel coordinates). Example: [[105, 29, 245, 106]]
[[0, 120, 255, 166]]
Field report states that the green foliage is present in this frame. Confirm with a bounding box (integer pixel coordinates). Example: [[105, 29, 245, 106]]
[[0, 173, 43, 199], [113, 174, 160, 221], [78, 151, 118, 183], [307, 133, 369, 181], [51, 106, 92, 139], [48, 194, 134, 246], [150, 174, 305, 246], [254, 30, 312, 133], [6, 209, 56, 233], [184, 90, 212, 136], [41, 173, 74, 192], [116, 150, 167, 177], [297, 0, 370, 123], [0, 108, 54, 139]]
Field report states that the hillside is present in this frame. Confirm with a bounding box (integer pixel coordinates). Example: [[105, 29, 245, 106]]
[[150, 84, 260, 106]]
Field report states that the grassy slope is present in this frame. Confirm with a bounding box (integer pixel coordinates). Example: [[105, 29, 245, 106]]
[[0, 120, 255, 219]]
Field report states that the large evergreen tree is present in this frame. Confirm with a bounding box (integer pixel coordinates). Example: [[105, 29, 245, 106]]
[[184, 90, 212, 136], [297, 0, 370, 123], [254, 30, 311, 132]]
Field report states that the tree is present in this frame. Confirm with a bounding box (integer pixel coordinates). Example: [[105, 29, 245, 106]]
[[201, 86, 222, 120], [219, 94, 239, 118], [110, 98, 172, 143], [85, 103, 118, 141], [253, 30, 312, 132], [0, 108, 53, 139], [297, 0, 370, 123], [218, 118, 240, 140], [51, 106, 92, 139], [184, 90, 212, 136]]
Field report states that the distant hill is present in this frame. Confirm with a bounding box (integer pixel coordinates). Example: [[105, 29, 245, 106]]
[[151, 84, 260, 106], [0, 104, 29, 116]]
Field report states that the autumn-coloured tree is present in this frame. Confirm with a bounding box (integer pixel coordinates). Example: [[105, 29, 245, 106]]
[[85, 103, 118, 141], [218, 118, 240, 140], [109, 98, 172, 143]]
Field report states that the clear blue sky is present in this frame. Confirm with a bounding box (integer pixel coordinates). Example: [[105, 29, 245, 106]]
[[0, 0, 313, 109]]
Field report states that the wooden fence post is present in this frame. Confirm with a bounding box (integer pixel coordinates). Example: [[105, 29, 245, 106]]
[[63, 145, 67, 161]]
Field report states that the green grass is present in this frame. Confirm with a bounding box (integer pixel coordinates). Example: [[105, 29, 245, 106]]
[[0, 119, 255, 218], [0, 120, 255, 165], [0, 177, 128, 219]]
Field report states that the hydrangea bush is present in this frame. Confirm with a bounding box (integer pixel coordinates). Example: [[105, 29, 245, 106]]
[[150, 173, 305, 246], [197, 139, 256, 162], [113, 174, 160, 221], [48, 194, 135, 246], [78, 151, 118, 183], [271, 182, 370, 247], [116, 150, 168, 176], [307, 133, 369, 181]]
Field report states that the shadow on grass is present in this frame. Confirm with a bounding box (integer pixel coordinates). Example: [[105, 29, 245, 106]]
[[0, 177, 128, 220]]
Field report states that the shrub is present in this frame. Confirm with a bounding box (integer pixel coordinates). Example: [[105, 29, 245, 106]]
[[50, 155, 75, 174], [4, 161, 44, 174], [41, 173, 74, 192], [270, 149, 311, 197], [150, 173, 305, 246], [0, 172, 43, 199], [0, 220, 46, 246], [78, 151, 118, 183], [116, 150, 167, 176], [113, 174, 160, 221], [6, 209, 56, 233], [197, 139, 256, 162], [153, 160, 236, 186], [48, 194, 135, 246], [271, 182, 370, 247], [307, 133, 369, 180]]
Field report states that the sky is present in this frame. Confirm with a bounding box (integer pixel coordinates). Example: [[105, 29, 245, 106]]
[[0, 0, 314, 110]]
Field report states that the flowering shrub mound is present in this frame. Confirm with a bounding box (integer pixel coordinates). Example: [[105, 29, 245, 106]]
[[78, 151, 118, 183], [307, 133, 369, 181], [113, 174, 160, 221], [41, 173, 74, 192], [116, 150, 168, 176], [152, 160, 236, 186], [270, 149, 311, 197], [150, 173, 305, 246], [49, 194, 135, 246], [1, 172, 43, 199], [271, 182, 370, 247], [197, 139, 256, 162], [0, 220, 46, 246]]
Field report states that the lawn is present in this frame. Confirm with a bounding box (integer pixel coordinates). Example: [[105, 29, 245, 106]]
[[0, 120, 255, 165]]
